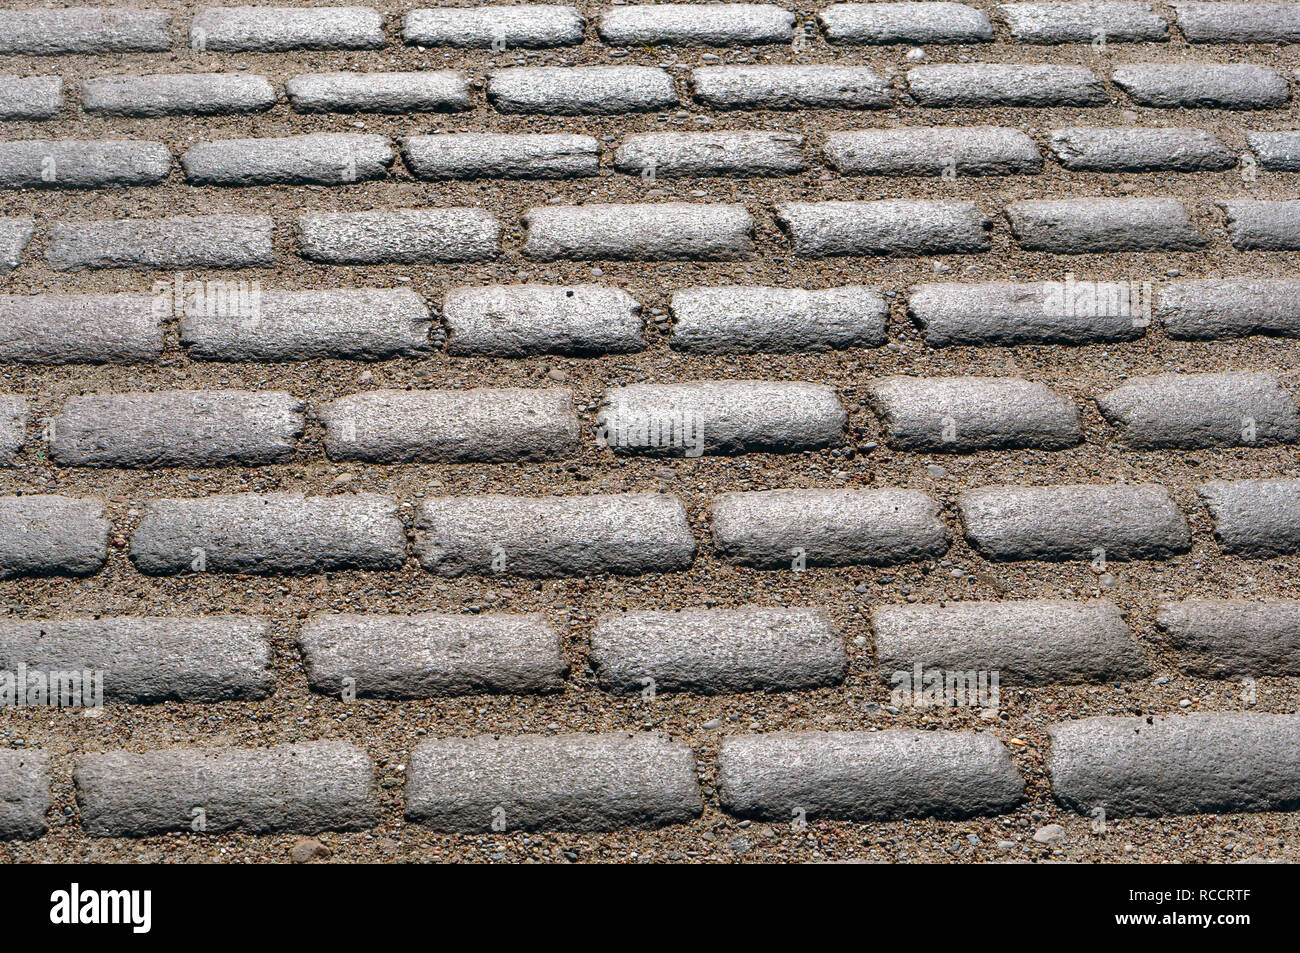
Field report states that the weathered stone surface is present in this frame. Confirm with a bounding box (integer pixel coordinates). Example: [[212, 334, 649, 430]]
[[47, 215, 274, 271], [819, 3, 994, 44], [1097, 372, 1299, 449], [1049, 127, 1235, 171], [0, 496, 108, 579], [615, 131, 806, 178], [287, 71, 470, 113], [191, 6, 385, 52], [1199, 479, 1300, 557], [908, 65, 1107, 106], [488, 66, 677, 114], [402, 133, 598, 180], [0, 396, 27, 466], [413, 493, 696, 578], [1159, 279, 1300, 340], [710, 489, 949, 568], [911, 281, 1150, 346], [1247, 131, 1300, 171], [406, 733, 702, 832], [1222, 200, 1300, 250], [0, 76, 63, 120], [1112, 64, 1291, 109], [692, 66, 891, 109], [1006, 199, 1206, 252], [717, 731, 1024, 820], [182, 134, 393, 186], [296, 209, 500, 264], [591, 607, 845, 694], [403, 6, 585, 48], [299, 613, 567, 698], [825, 127, 1041, 176], [0, 751, 49, 840], [1173, 2, 1300, 43], [0, 294, 163, 364], [670, 285, 887, 353], [522, 203, 753, 261], [0, 9, 171, 55], [1158, 600, 1300, 678], [599, 5, 794, 45], [998, 3, 1168, 43], [83, 74, 277, 117], [0, 218, 32, 275], [777, 201, 991, 256], [0, 140, 170, 189], [443, 284, 644, 357]]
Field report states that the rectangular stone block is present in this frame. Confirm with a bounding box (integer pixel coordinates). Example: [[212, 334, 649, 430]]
[[1006, 198, 1205, 252], [908, 64, 1106, 106], [692, 65, 891, 109], [1157, 599, 1300, 677], [0, 218, 33, 275], [401, 133, 598, 180], [1247, 131, 1300, 171], [824, 127, 1041, 176], [191, 6, 384, 52], [488, 66, 677, 114], [598, 5, 794, 45], [82, 74, 277, 117], [0, 9, 171, 55], [777, 200, 991, 256], [1113, 64, 1290, 108], [443, 284, 644, 357], [0, 76, 63, 120], [47, 215, 273, 271], [296, 209, 500, 265], [0, 294, 163, 364], [1199, 478, 1300, 557], [0, 140, 170, 189], [0, 396, 27, 467], [0, 496, 108, 579], [1159, 279, 1300, 340], [403, 6, 585, 48], [1173, 2, 1300, 43], [1223, 200, 1300, 250], [522, 203, 753, 261], [998, 2, 1168, 43], [614, 131, 806, 178], [1097, 372, 1299, 449], [669, 285, 888, 353], [0, 751, 49, 840], [1049, 127, 1235, 171], [181, 134, 393, 186], [819, 3, 994, 44]]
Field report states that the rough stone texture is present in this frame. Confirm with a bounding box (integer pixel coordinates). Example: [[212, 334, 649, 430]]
[[1199, 479, 1300, 557], [598, 5, 794, 46], [590, 607, 846, 694], [819, 3, 994, 44], [319, 388, 578, 463], [403, 6, 585, 48], [0, 218, 32, 275], [1223, 200, 1300, 251], [1247, 131, 1300, 171], [614, 131, 806, 178], [959, 484, 1191, 562], [1048, 714, 1300, 816], [1159, 279, 1300, 340], [1173, 2, 1300, 43], [75, 743, 379, 836], [998, 3, 1168, 43], [0, 617, 273, 703], [181, 134, 393, 186], [1006, 199, 1206, 253], [443, 284, 644, 357], [522, 203, 753, 261], [402, 133, 599, 180], [0, 496, 108, 580], [299, 612, 567, 698], [0, 140, 170, 189], [0, 9, 171, 55], [716, 731, 1024, 821], [296, 208, 500, 264], [47, 215, 274, 271], [776, 201, 992, 257], [908, 65, 1107, 106], [83, 74, 277, 117], [825, 127, 1041, 177], [0, 76, 63, 120], [1097, 372, 1299, 449], [0, 751, 49, 840], [867, 376, 1082, 451], [1049, 127, 1235, 172], [130, 493, 407, 575], [49, 390, 305, 468], [670, 285, 887, 353], [406, 733, 703, 832], [179, 288, 433, 362], [692, 66, 892, 110], [0, 294, 163, 364], [1158, 600, 1300, 678], [0, 396, 27, 467], [597, 381, 846, 457], [287, 72, 471, 114], [488, 66, 677, 114], [1112, 64, 1291, 109], [413, 493, 696, 578], [710, 489, 949, 568], [873, 599, 1148, 685], [191, 6, 385, 52]]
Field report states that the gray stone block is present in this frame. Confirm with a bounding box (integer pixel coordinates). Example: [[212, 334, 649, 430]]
[[182, 134, 392, 186], [0, 396, 27, 466], [296, 208, 500, 265], [0, 140, 170, 189], [911, 281, 1150, 346], [1113, 64, 1290, 109], [692, 65, 891, 109], [1159, 279, 1300, 340], [825, 127, 1041, 176], [908, 64, 1107, 106], [488, 66, 677, 114], [777, 200, 991, 257], [443, 284, 644, 357], [1173, 2, 1300, 43], [287, 71, 471, 113], [47, 215, 274, 271], [0, 218, 32, 275], [403, 6, 585, 48], [82, 74, 277, 117], [402, 133, 598, 180], [819, 3, 994, 44], [0, 751, 49, 840], [0, 76, 63, 120], [1049, 127, 1235, 171], [615, 131, 806, 178], [522, 203, 753, 261], [0, 496, 108, 579], [1223, 200, 1300, 250], [0, 9, 171, 55], [1247, 131, 1300, 171], [998, 2, 1168, 42], [1157, 599, 1300, 677], [191, 6, 384, 52], [0, 294, 162, 364], [598, 4, 794, 45], [1006, 198, 1205, 252], [1199, 478, 1300, 557], [670, 285, 888, 353], [1097, 372, 1299, 449]]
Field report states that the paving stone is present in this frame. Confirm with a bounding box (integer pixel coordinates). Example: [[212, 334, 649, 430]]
[[670, 285, 887, 353], [320, 388, 578, 463], [0, 9, 171, 55], [868, 376, 1082, 451], [1159, 278, 1300, 339], [0, 218, 32, 275], [83, 73, 277, 117], [403, 6, 585, 48], [998, 2, 1168, 42], [716, 730, 1024, 821], [597, 381, 846, 457], [413, 492, 696, 578], [818, 3, 994, 44], [191, 6, 385, 52], [1247, 131, 1300, 171], [0, 617, 273, 703], [598, 5, 794, 46], [443, 284, 644, 357], [1006, 198, 1206, 252], [911, 281, 1151, 346], [130, 493, 406, 575], [692, 65, 892, 109], [908, 65, 1107, 106], [522, 203, 753, 261], [406, 732, 702, 832], [1048, 713, 1300, 816], [182, 133, 393, 186], [49, 390, 304, 468], [180, 287, 433, 362], [0, 76, 63, 120], [1112, 64, 1291, 109], [1173, 2, 1300, 43], [824, 127, 1041, 177], [299, 612, 566, 698], [296, 208, 500, 264], [0, 396, 27, 467], [873, 599, 1148, 685], [1097, 372, 1299, 449], [959, 483, 1191, 561], [1222, 200, 1300, 250], [0, 496, 108, 580], [1049, 127, 1235, 171], [0, 751, 49, 840], [614, 131, 806, 178], [1158, 599, 1300, 677], [710, 488, 949, 568], [591, 607, 845, 694], [47, 215, 274, 271], [287, 71, 471, 113], [75, 742, 379, 836], [488, 66, 677, 114], [776, 200, 991, 257], [402, 133, 598, 180], [1199, 478, 1300, 557], [0, 294, 163, 364], [0, 140, 170, 189]]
